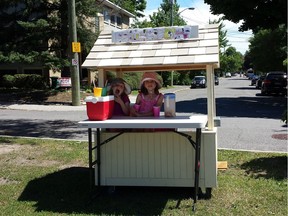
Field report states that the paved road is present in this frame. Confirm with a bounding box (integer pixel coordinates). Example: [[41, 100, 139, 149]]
[[0, 76, 287, 152], [175, 76, 287, 153]]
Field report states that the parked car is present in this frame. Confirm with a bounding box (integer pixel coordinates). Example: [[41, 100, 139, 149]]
[[256, 75, 265, 89], [251, 75, 259, 85], [261, 71, 287, 95], [215, 76, 219, 85], [225, 72, 231, 78], [191, 76, 206, 88]]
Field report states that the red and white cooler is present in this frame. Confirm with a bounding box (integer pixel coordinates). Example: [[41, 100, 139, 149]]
[[85, 96, 114, 121]]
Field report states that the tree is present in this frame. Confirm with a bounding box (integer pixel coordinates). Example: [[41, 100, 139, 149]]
[[220, 47, 243, 74], [0, 0, 99, 72], [208, 18, 243, 76], [209, 18, 230, 50], [243, 50, 253, 71], [149, 0, 186, 27], [110, 0, 147, 18], [204, 0, 287, 32], [248, 25, 287, 72]]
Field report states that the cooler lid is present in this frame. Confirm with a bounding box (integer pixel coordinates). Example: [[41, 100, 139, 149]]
[[85, 95, 114, 103]]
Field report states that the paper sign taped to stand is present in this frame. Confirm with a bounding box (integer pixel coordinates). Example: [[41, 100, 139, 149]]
[[112, 25, 199, 43]]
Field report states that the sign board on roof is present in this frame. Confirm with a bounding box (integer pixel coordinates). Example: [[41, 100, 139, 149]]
[[112, 25, 199, 43]]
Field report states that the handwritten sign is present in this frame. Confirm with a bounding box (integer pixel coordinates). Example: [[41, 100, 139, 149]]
[[112, 26, 199, 43]]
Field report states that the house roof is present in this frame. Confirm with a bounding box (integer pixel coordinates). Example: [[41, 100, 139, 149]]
[[82, 24, 220, 72]]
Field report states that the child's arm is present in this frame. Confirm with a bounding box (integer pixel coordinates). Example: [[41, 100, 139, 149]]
[[115, 95, 130, 115], [155, 93, 164, 107], [130, 94, 141, 117]]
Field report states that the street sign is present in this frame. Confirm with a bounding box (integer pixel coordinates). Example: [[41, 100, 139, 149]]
[[72, 58, 78, 66], [72, 42, 81, 53]]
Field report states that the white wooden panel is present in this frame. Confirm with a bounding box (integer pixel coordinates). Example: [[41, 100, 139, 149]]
[[201, 128, 218, 187], [96, 131, 217, 188]]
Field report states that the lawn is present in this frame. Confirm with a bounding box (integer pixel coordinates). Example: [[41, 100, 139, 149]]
[[0, 136, 287, 215]]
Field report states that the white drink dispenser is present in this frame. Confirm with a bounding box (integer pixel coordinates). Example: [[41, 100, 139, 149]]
[[164, 93, 176, 117]]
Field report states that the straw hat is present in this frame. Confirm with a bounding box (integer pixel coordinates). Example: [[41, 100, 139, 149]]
[[110, 78, 131, 95], [140, 72, 162, 88]]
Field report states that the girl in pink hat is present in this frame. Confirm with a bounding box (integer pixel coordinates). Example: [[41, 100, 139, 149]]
[[130, 72, 164, 117]]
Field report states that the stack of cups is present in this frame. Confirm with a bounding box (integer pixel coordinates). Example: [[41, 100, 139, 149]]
[[93, 87, 108, 97], [93, 87, 102, 97]]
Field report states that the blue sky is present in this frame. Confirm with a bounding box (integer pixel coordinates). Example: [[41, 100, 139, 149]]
[[144, 0, 253, 54]]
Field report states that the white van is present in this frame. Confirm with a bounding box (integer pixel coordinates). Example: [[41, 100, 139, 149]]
[[246, 69, 254, 79]]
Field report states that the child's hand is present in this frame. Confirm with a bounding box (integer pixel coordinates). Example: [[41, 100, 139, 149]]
[[130, 106, 139, 117], [114, 95, 122, 104]]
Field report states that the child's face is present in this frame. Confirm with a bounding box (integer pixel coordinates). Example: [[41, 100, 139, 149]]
[[112, 83, 125, 96], [144, 80, 156, 91]]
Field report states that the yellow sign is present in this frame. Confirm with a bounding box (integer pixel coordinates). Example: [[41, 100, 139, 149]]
[[72, 42, 81, 53]]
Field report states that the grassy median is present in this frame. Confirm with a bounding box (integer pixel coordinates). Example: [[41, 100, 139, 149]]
[[0, 136, 287, 216]]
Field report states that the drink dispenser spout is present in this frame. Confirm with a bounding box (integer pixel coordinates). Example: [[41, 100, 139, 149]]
[[164, 93, 176, 117]]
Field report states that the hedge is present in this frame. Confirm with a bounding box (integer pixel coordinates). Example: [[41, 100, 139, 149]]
[[2, 74, 48, 89]]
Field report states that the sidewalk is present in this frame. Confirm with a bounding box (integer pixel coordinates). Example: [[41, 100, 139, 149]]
[[0, 86, 189, 111]]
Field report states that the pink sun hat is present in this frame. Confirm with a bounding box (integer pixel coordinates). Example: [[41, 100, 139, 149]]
[[140, 72, 162, 89]]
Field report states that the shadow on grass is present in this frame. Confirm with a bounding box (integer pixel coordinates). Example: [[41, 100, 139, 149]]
[[241, 156, 287, 180], [0, 119, 87, 140], [18, 167, 195, 215]]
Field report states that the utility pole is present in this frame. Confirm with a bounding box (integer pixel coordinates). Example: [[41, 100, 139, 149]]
[[169, 5, 194, 87], [68, 0, 81, 106], [170, 0, 174, 87], [170, 0, 174, 27]]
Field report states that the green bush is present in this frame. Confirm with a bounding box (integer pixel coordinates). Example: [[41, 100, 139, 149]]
[[3, 74, 47, 89], [124, 72, 142, 90], [2, 75, 15, 88]]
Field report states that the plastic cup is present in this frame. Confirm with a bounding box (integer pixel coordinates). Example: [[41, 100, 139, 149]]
[[93, 87, 102, 97], [153, 106, 160, 117], [133, 104, 140, 112], [101, 87, 107, 96]]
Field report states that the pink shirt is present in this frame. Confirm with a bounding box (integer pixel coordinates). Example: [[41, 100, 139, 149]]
[[138, 93, 162, 113]]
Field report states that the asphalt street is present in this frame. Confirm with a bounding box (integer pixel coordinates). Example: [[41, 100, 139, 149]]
[[0, 76, 287, 153]]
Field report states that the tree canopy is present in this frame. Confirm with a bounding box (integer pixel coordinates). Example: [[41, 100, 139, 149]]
[[110, 0, 147, 18], [248, 25, 287, 72], [133, 0, 186, 28], [0, 0, 99, 71], [204, 0, 287, 32]]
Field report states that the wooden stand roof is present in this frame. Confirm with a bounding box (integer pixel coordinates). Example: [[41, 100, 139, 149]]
[[82, 24, 219, 72]]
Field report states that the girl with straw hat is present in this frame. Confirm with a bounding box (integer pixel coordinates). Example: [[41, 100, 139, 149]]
[[130, 72, 163, 117]]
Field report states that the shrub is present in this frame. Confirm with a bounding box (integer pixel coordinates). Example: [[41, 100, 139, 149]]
[[2, 74, 15, 88], [124, 72, 142, 90], [4, 74, 48, 89]]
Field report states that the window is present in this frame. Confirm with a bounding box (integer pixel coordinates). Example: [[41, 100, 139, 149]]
[[103, 10, 110, 23], [116, 16, 122, 27], [111, 15, 115, 24]]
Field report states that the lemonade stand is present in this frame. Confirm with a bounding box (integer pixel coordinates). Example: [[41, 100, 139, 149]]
[[78, 24, 220, 210]]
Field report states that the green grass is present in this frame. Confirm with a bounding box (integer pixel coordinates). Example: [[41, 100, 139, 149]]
[[0, 136, 287, 215]]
